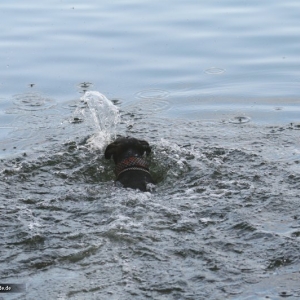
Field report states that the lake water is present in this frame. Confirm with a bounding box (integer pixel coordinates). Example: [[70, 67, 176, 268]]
[[1, 0, 300, 299]]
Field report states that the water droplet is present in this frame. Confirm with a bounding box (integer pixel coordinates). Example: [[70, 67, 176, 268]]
[[229, 116, 251, 124], [274, 107, 283, 111]]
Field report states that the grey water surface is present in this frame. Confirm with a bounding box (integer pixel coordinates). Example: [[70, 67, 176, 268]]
[[1, 0, 300, 299]]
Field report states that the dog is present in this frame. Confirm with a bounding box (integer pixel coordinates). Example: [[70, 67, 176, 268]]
[[105, 136, 155, 191]]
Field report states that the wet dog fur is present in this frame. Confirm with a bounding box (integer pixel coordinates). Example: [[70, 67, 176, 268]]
[[105, 136, 155, 191]]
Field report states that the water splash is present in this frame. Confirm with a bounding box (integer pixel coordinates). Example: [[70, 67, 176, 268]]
[[228, 115, 251, 124], [81, 91, 120, 149]]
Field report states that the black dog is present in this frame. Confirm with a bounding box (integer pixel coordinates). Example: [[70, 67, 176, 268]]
[[105, 137, 155, 191]]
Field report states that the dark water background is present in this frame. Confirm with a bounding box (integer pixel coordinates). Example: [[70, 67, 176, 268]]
[[1, 0, 300, 299]]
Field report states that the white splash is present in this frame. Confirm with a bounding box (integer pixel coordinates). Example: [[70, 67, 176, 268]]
[[81, 91, 120, 149]]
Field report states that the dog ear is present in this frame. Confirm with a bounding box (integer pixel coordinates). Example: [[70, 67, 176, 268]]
[[105, 142, 118, 159], [139, 140, 151, 156]]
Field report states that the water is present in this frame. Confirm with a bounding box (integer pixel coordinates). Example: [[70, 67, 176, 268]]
[[1, 0, 300, 299], [1, 92, 300, 299]]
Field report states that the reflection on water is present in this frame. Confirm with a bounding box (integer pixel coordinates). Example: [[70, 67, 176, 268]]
[[2, 0, 300, 101], [1, 92, 300, 299]]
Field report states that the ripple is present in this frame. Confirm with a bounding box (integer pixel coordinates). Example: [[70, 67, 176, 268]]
[[8, 128, 35, 140], [229, 116, 251, 124], [2, 96, 300, 300], [205, 67, 226, 75], [288, 123, 300, 130], [132, 89, 171, 113], [11, 93, 56, 112], [140, 99, 171, 112], [274, 107, 283, 111], [135, 89, 170, 100], [76, 82, 94, 94], [0, 127, 15, 137]]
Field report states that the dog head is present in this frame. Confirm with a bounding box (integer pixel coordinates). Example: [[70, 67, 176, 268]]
[[105, 136, 151, 164]]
